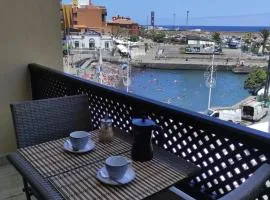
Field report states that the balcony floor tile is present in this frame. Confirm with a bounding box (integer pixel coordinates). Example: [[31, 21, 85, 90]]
[[0, 163, 26, 200]]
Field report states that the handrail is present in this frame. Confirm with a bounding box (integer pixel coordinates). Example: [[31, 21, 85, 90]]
[[28, 63, 270, 153]]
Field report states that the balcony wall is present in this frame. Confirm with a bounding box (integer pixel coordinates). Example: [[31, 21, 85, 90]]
[[0, 0, 63, 154], [29, 64, 270, 199]]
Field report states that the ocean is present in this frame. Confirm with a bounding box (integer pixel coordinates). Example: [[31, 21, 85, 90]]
[[155, 25, 270, 33], [121, 68, 249, 112]]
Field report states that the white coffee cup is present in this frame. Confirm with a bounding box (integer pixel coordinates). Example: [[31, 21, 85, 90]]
[[105, 156, 131, 180], [69, 131, 89, 151]]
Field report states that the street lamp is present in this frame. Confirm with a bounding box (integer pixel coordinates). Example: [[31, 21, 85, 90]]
[[204, 47, 217, 112], [99, 47, 103, 84]]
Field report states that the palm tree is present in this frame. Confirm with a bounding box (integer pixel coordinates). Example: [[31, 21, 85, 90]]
[[260, 29, 270, 55], [244, 32, 252, 45], [212, 32, 221, 44], [242, 33, 252, 52]]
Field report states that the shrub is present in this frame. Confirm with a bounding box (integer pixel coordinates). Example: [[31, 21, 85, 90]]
[[152, 32, 166, 43], [244, 68, 267, 94], [129, 35, 139, 42]]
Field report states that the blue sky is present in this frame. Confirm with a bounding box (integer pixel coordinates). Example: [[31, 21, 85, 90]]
[[62, 0, 270, 26]]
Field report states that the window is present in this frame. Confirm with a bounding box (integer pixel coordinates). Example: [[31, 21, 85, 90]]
[[243, 106, 254, 117], [102, 14, 106, 22], [89, 39, 95, 50], [105, 41, 109, 49], [74, 41, 79, 48]]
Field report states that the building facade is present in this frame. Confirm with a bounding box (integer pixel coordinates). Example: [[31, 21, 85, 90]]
[[73, 5, 109, 34], [187, 36, 215, 46], [62, 1, 110, 34], [107, 16, 139, 36], [61, 3, 139, 36], [68, 30, 113, 51]]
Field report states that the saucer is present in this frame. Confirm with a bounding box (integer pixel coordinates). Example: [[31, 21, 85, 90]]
[[97, 166, 135, 185], [63, 139, 95, 154]]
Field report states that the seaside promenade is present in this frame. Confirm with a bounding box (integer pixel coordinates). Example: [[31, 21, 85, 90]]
[[67, 46, 268, 72], [131, 44, 268, 70]]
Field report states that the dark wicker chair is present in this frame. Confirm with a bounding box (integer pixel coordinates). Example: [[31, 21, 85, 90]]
[[10, 95, 92, 199], [10, 95, 92, 148]]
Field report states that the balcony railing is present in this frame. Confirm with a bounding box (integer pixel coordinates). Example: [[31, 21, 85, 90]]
[[29, 63, 270, 199]]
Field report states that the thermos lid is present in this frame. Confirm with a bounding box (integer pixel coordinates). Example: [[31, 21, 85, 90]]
[[132, 118, 156, 127]]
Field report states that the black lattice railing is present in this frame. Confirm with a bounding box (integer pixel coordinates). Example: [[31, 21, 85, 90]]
[[29, 63, 270, 199]]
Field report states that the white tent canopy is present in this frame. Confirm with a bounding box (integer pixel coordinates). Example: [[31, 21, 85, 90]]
[[117, 44, 129, 53], [114, 39, 127, 45], [114, 39, 139, 46]]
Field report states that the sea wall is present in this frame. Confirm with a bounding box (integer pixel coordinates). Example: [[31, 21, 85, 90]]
[[131, 62, 235, 71], [103, 57, 235, 71]]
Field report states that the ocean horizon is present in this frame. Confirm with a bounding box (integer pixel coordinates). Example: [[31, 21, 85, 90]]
[[145, 25, 270, 33]]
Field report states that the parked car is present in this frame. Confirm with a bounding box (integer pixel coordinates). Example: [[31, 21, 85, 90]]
[[209, 108, 242, 123]]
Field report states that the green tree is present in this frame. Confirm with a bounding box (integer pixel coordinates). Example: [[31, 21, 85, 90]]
[[212, 32, 221, 44], [138, 27, 147, 38], [244, 68, 267, 94], [152, 32, 166, 43], [260, 29, 270, 55], [62, 43, 72, 56], [129, 35, 139, 42]]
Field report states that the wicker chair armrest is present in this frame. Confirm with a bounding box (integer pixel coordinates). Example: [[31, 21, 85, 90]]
[[7, 153, 64, 200], [219, 163, 270, 200]]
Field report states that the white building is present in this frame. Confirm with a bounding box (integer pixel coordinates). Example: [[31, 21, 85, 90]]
[[187, 36, 215, 46], [73, 0, 91, 8], [78, 0, 90, 7], [67, 30, 113, 51]]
